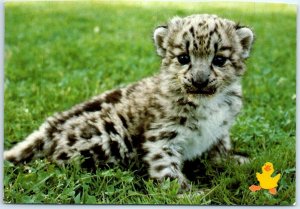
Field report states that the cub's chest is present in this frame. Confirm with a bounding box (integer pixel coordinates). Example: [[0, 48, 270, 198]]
[[179, 98, 235, 160]]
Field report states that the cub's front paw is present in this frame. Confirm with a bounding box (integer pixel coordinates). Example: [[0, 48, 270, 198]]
[[158, 174, 191, 193], [232, 154, 250, 164], [178, 178, 191, 192]]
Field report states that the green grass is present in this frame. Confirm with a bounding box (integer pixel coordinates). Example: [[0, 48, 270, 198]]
[[4, 1, 296, 205]]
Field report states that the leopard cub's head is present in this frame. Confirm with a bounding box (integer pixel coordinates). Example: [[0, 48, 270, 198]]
[[154, 14, 254, 96]]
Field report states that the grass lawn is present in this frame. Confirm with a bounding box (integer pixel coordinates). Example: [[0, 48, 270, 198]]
[[3, 1, 296, 205]]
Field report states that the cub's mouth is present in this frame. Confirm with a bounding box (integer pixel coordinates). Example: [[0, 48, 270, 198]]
[[186, 87, 217, 95], [181, 79, 219, 96], [182, 78, 218, 96]]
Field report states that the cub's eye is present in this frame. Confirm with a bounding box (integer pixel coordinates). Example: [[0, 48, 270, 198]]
[[177, 54, 190, 65], [212, 56, 227, 67]]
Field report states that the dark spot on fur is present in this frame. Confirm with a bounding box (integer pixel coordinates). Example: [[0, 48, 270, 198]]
[[49, 140, 58, 155], [110, 140, 121, 159], [36, 137, 44, 151], [163, 147, 174, 157], [198, 22, 205, 27], [80, 125, 100, 140], [80, 150, 96, 171], [18, 145, 35, 162], [127, 110, 134, 124], [132, 133, 146, 157], [209, 137, 228, 157], [73, 109, 82, 117], [58, 152, 69, 160], [226, 91, 242, 99], [80, 150, 92, 158], [179, 117, 187, 125], [67, 133, 77, 146], [123, 135, 133, 153], [93, 125, 101, 135], [91, 144, 109, 162], [155, 165, 167, 172], [222, 120, 228, 126], [187, 101, 197, 108], [105, 89, 122, 104], [91, 144, 102, 154], [118, 114, 128, 128], [159, 131, 177, 140], [186, 41, 190, 53], [131, 122, 146, 146], [214, 42, 218, 52], [216, 30, 222, 40], [45, 124, 59, 138], [22, 146, 33, 156], [53, 114, 67, 124], [152, 153, 164, 161], [225, 100, 232, 106], [188, 123, 199, 131], [171, 162, 179, 169], [80, 131, 92, 140], [177, 98, 197, 108], [104, 121, 118, 135], [132, 133, 145, 148], [126, 83, 138, 96], [189, 26, 195, 37], [193, 41, 198, 50], [213, 25, 218, 33], [165, 150, 174, 157], [131, 122, 150, 158], [89, 117, 97, 123], [148, 136, 157, 142], [83, 100, 102, 112]]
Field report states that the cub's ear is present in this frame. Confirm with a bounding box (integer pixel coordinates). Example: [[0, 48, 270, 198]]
[[153, 26, 168, 57], [236, 27, 254, 59]]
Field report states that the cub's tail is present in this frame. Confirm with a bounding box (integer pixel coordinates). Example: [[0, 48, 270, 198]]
[[4, 129, 46, 163]]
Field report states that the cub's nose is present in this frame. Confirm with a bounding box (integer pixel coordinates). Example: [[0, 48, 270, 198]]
[[191, 77, 209, 89]]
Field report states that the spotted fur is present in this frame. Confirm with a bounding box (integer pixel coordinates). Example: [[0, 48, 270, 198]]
[[4, 14, 254, 189]]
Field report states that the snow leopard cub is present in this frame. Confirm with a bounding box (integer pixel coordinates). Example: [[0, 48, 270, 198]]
[[4, 14, 254, 189]]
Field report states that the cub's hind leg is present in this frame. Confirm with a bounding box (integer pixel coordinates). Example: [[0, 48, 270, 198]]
[[142, 133, 190, 190], [49, 110, 134, 169], [4, 130, 47, 163]]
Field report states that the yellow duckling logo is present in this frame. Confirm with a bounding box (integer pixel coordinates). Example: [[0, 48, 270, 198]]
[[249, 162, 281, 195]]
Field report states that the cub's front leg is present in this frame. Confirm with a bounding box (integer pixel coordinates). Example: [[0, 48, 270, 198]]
[[209, 134, 249, 164], [142, 134, 190, 190]]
